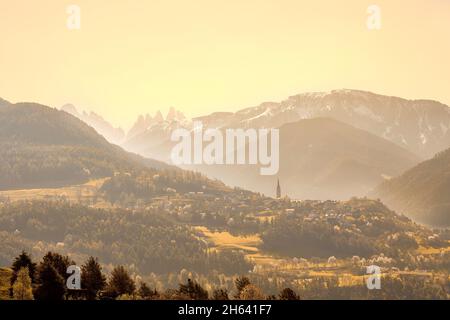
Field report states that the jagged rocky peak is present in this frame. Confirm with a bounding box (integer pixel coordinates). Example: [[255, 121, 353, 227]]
[[154, 110, 164, 122], [144, 113, 153, 123], [166, 107, 186, 122], [127, 113, 154, 139], [137, 113, 153, 126], [59, 103, 125, 144]]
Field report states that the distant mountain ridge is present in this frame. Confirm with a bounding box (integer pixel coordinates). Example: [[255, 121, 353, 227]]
[[7, 90, 450, 202], [117, 89, 450, 200], [123, 107, 190, 157], [62, 105, 191, 153], [119, 89, 450, 164], [61, 104, 125, 145], [196, 89, 450, 159]]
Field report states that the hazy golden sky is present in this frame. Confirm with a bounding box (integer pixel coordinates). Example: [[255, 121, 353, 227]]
[[1, 0, 449, 128]]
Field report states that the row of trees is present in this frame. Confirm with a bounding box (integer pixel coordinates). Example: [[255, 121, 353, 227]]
[[8, 251, 300, 301], [9, 251, 103, 300]]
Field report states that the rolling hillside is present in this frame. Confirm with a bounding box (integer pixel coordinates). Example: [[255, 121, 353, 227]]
[[374, 147, 450, 227], [0, 98, 169, 190]]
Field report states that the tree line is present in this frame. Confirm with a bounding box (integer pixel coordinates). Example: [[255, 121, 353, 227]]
[[7, 251, 300, 301]]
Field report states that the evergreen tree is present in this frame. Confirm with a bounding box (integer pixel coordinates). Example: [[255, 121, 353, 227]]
[[10, 251, 37, 286], [279, 287, 300, 300], [41, 251, 74, 282], [81, 257, 106, 300], [234, 276, 251, 298], [106, 266, 136, 298], [239, 284, 265, 300], [138, 282, 158, 300], [34, 261, 66, 301], [12, 267, 34, 300], [178, 279, 208, 300], [212, 288, 229, 300]]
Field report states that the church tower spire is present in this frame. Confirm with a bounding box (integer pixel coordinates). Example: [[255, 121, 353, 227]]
[[276, 178, 281, 198]]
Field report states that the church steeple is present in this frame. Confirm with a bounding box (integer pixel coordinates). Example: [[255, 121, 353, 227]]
[[276, 178, 281, 198]]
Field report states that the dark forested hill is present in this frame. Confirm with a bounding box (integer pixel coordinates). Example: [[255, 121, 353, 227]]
[[0, 101, 112, 147], [0, 99, 169, 189]]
